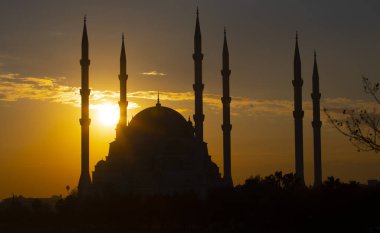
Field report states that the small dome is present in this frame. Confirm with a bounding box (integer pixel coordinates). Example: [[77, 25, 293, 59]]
[[128, 105, 193, 138]]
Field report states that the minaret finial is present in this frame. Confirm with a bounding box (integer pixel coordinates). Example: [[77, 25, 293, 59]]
[[156, 91, 161, 107], [197, 6, 199, 16], [84, 14, 87, 24], [294, 32, 301, 66], [223, 27, 228, 45], [223, 27, 229, 69], [120, 33, 126, 61], [313, 49, 319, 79]]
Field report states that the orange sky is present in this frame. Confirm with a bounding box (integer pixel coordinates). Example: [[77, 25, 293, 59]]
[[1, 0, 380, 199]]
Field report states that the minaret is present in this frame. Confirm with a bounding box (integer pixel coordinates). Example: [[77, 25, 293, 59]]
[[292, 33, 304, 184], [311, 50, 322, 186], [193, 8, 205, 142], [116, 33, 128, 139], [78, 16, 92, 195], [221, 29, 233, 187]]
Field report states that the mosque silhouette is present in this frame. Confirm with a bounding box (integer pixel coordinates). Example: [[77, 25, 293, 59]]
[[77, 10, 322, 197]]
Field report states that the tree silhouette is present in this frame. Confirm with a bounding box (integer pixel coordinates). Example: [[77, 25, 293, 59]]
[[325, 76, 380, 152], [1, 173, 380, 232]]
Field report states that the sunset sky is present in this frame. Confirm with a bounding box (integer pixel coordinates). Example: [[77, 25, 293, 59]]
[[1, 0, 380, 199]]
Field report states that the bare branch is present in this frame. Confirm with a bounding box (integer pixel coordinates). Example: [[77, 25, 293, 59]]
[[324, 95, 380, 153]]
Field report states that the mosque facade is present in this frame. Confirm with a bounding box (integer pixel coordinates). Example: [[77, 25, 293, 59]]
[[78, 12, 233, 196]]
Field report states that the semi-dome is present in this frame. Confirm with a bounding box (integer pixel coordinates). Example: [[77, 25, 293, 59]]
[[128, 104, 193, 138]]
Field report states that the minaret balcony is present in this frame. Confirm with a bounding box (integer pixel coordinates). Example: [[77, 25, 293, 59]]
[[311, 93, 321, 99], [80, 118, 91, 126], [193, 114, 205, 122], [193, 84, 204, 91], [221, 69, 231, 76], [293, 110, 304, 118], [221, 96, 231, 104], [312, 121, 322, 128], [192, 53, 204, 60], [80, 59, 91, 66], [118, 74, 128, 80], [292, 79, 304, 86], [221, 124, 232, 131], [80, 89, 91, 96]]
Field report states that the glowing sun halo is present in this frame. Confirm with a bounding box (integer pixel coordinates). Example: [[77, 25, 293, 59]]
[[96, 103, 119, 126]]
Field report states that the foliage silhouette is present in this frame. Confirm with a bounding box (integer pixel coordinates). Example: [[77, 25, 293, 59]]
[[1, 172, 380, 232]]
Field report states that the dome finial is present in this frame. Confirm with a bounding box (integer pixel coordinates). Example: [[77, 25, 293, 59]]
[[187, 116, 193, 126], [156, 91, 161, 107]]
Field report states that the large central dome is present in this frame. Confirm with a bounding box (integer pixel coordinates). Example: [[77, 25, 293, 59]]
[[93, 104, 223, 195], [128, 104, 193, 138]]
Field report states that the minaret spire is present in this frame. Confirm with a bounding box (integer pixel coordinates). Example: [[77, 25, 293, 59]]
[[292, 32, 305, 184], [312, 50, 322, 186], [81, 16, 89, 59], [221, 29, 233, 187], [116, 33, 128, 139], [78, 16, 92, 196], [193, 8, 205, 142], [156, 91, 161, 107]]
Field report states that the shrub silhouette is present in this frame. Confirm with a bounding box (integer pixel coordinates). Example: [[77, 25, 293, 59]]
[[1, 173, 380, 232]]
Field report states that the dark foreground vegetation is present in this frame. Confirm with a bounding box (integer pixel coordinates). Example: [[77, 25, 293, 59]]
[[1, 172, 380, 233]]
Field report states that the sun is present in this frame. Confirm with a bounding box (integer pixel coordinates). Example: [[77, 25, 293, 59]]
[[96, 103, 119, 126]]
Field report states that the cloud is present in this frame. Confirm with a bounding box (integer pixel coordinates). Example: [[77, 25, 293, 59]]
[[1, 73, 379, 120], [0, 73, 139, 110], [127, 92, 293, 116], [140, 71, 166, 76], [0, 73, 19, 79], [323, 97, 378, 110], [321, 98, 380, 121]]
